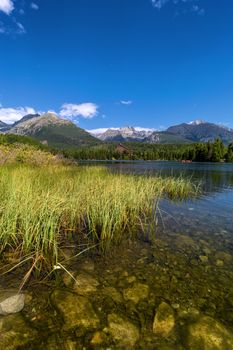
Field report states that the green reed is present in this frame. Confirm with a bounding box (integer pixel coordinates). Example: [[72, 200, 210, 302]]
[[0, 164, 199, 274]]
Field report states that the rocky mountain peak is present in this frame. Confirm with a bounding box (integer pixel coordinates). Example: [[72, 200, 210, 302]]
[[90, 126, 155, 142], [8, 112, 72, 136]]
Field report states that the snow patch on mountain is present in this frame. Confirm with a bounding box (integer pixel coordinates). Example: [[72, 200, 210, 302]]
[[188, 119, 206, 125], [87, 126, 156, 140]]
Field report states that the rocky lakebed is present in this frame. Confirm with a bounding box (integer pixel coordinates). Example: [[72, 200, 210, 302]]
[[1, 224, 233, 350]]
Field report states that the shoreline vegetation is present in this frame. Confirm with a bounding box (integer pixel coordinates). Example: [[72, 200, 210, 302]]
[[1, 133, 233, 163], [0, 141, 200, 283], [65, 139, 233, 163]]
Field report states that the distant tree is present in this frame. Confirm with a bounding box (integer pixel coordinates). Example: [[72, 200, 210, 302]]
[[226, 142, 233, 162], [195, 143, 209, 161], [211, 138, 225, 162], [65, 139, 230, 163]]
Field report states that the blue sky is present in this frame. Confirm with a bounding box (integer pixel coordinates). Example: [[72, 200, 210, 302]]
[[0, 0, 233, 130]]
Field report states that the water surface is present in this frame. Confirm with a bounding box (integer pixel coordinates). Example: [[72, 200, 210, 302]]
[[106, 161, 233, 238]]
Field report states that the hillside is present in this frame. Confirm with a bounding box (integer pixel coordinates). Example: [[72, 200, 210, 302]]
[[0, 133, 48, 148], [12, 113, 41, 127], [8, 113, 101, 149], [167, 120, 233, 143], [0, 134, 67, 166], [0, 120, 11, 132], [147, 131, 190, 144]]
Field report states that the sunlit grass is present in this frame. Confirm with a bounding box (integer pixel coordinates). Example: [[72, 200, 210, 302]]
[[0, 143, 65, 166], [0, 164, 199, 276]]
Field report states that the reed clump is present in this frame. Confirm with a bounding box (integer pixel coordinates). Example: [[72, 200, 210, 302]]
[[0, 164, 199, 274]]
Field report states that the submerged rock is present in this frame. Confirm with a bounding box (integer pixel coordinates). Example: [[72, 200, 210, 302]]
[[178, 307, 200, 322], [126, 275, 137, 284], [123, 283, 149, 304], [107, 313, 140, 348], [0, 314, 37, 349], [50, 290, 99, 331], [215, 259, 224, 267], [175, 235, 199, 251], [203, 247, 212, 256], [153, 302, 175, 337], [0, 293, 25, 315], [199, 255, 209, 264], [46, 336, 77, 350], [90, 331, 107, 346], [73, 273, 99, 295], [62, 270, 76, 287], [102, 286, 123, 304], [215, 252, 232, 263], [80, 259, 95, 273], [187, 316, 233, 350]]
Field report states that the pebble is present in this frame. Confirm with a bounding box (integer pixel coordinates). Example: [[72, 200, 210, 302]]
[[0, 294, 25, 315]]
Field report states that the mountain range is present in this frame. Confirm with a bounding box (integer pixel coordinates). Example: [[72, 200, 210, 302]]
[[92, 126, 156, 142], [167, 120, 233, 143], [88, 121, 233, 144], [0, 113, 233, 148]]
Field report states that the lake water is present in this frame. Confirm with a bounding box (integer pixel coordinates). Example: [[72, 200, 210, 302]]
[[1, 161, 233, 349], [105, 161, 233, 237]]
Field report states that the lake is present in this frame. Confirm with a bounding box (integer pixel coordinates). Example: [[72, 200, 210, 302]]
[[104, 161, 233, 237], [1, 161, 233, 349]]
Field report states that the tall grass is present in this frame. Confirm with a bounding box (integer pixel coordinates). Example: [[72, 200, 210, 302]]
[[0, 164, 199, 276], [0, 143, 66, 166]]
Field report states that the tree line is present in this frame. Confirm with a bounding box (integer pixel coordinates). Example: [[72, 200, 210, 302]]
[[65, 139, 233, 163], [1, 134, 232, 163]]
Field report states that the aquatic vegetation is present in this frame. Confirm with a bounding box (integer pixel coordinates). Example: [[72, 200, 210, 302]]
[[0, 165, 199, 276]]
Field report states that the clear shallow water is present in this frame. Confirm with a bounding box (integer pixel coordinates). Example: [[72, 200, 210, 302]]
[[104, 161, 233, 236], [1, 161, 233, 349]]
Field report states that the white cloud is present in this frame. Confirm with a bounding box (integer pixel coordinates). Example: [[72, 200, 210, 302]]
[[151, 0, 169, 9], [30, 2, 39, 10], [0, 22, 6, 33], [0, 0, 14, 15], [120, 100, 133, 105], [151, 0, 205, 15], [191, 4, 205, 15], [86, 128, 111, 135], [0, 106, 37, 124], [134, 126, 156, 132], [16, 22, 26, 34], [0, 20, 26, 35], [60, 103, 99, 120], [0, 1, 35, 35]]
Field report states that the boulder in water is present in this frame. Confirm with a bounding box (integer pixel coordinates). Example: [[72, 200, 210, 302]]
[[187, 316, 233, 350], [107, 313, 140, 349], [153, 302, 175, 337], [123, 283, 149, 304], [50, 290, 99, 332]]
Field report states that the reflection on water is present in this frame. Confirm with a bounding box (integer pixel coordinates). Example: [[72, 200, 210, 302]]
[[104, 160, 233, 193], [1, 161, 233, 349], [105, 161, 233, 235]]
